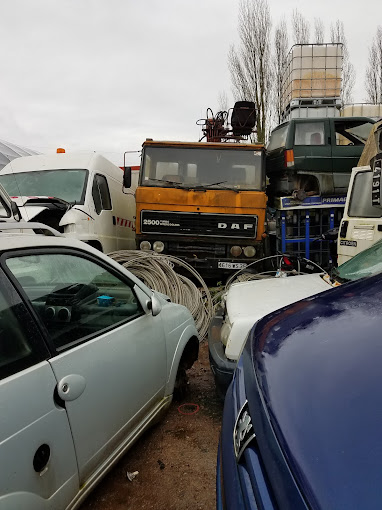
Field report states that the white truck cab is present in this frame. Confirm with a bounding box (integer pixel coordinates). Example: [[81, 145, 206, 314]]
[[0, 151, 137, 253]]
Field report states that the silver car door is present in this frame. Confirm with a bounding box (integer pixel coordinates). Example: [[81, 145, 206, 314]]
[[0, 271, 78, 510], [6, 250, 167, 485]]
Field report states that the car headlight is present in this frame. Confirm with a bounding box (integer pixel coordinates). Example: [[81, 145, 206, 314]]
[[221, 319, 232, 346]]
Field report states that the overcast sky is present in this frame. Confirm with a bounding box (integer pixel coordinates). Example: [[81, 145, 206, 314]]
[[0, 0, 379, 166]]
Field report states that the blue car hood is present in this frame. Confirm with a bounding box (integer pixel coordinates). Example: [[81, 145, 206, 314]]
[[245, 273, 382, 510]]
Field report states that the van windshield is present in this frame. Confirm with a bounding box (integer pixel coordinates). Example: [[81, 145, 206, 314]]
[[0, 169, 88, 204], [141, 146, 265, 191]]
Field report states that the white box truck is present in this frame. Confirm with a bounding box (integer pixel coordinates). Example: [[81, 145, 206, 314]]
[[0, 150, 138, 253]]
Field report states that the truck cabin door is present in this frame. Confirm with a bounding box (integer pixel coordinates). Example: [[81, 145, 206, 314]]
[[91, 173, 116, 252]]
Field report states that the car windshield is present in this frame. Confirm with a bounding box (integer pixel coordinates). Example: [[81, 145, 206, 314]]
[[141, 146, 265, 191], [0, 169, 88, 204], [334, 239, 382, 281]]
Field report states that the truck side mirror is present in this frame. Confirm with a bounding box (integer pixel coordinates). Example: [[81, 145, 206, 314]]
[[372, 156, 382, 208], [123, 167, 132, 188]]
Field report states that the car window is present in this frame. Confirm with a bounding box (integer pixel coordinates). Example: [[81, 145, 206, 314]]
[[267, 123, 289, 151], [294, 121, 325, 146], [0, 277, 48, 380], [92, 174, 112, 214], [334, 120, 374, 146], [6, 253, 144, 351]]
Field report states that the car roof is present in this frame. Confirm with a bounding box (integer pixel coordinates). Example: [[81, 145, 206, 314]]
[[0, 233, 151, 295], [271, 116, 375, 132]]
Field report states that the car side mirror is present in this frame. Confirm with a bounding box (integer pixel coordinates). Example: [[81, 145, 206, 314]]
[[123, 167, 132, 188], [147, 293, 162, 317]]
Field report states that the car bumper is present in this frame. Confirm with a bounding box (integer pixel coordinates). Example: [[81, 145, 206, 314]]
[[208, 314, 237, 399]]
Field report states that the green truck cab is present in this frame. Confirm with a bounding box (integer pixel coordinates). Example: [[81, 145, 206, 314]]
[[266, 117, 375, 200]]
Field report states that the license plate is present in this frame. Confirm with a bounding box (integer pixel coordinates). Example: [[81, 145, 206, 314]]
[[218, 262, 247, 269]]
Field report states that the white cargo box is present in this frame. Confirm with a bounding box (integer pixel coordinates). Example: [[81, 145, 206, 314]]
[[281, 44, 343, 113], [340, 104, 382, 120]]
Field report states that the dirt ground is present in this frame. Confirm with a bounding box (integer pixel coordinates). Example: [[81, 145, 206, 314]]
[[80, 340, 223, 510]]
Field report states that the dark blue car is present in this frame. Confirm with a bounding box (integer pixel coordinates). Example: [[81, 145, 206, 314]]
[[218, 272, 382, 510]]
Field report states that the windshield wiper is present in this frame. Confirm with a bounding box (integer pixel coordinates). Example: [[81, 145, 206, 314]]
[[330, 266, 350, 284], [187, 181, 239, 192], [148, 178, 182, 187]]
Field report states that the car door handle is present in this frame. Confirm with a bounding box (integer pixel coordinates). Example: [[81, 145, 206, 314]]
[[57, 374, 86, 401]]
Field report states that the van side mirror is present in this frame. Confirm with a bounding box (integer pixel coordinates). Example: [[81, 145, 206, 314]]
[[123, 167, 132, 188], [372, 156, 382, 207], [11, 201, 21, 222]]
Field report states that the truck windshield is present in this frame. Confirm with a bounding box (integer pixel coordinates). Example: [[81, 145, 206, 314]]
[[141, 146, 264, 190], [348, 171, 382, 218], [0, 169, 88, 204]]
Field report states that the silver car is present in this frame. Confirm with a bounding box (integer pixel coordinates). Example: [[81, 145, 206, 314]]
[[0, 228, 199, 510]]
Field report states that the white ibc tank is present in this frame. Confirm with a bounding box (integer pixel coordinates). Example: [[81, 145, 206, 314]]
[[281, 44, 343, 113], [340, 104, 382, 120]]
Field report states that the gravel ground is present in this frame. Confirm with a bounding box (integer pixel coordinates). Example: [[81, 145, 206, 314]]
[[80, 340, 223, 510]]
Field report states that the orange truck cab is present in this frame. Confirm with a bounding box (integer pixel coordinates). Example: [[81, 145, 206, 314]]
[[133, 139, 267, 276]]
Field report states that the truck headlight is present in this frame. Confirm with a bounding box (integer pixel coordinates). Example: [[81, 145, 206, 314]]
[[153, 241, 164, 253], [230, 245, 242, 257], [140, 241, 151, 250], [244, 246, 256, 258]]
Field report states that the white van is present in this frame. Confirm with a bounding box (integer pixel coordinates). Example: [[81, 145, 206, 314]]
[[0, 151, 138, 253], [337, 121, 382, 264], [337, 166, 382, 264]]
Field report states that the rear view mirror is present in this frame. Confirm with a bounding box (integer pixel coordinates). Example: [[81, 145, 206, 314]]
[[123, 167, 132, 189]]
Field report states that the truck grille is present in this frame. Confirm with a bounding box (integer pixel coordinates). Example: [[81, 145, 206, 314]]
[[140, 210, 257, 238]]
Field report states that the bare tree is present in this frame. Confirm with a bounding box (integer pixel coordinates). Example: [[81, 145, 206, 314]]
[[365, 25, 382, 103], [228, 0, 273, 143], [291, 9, 310, 45], [217, 90, 229, 113], [274, 19, 289, 123], [314, 18, 325, 44], [330, 20, 355, 104]]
